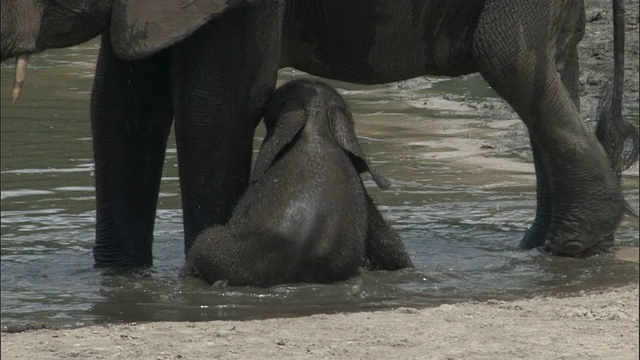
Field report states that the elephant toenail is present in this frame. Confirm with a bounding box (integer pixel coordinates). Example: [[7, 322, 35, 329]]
[[564, 241, 584, 254]]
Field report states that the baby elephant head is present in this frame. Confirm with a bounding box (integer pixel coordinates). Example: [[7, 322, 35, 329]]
[[252, 79, 390, 189]]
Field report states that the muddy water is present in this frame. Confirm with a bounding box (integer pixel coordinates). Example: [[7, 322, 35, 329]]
[[1, 40, 638, 329]]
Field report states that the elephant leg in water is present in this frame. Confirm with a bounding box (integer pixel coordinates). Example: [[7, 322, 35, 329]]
[[90, 35, 174, 266], [91, 3, 284, 266], [365, 193, 414, 271], [472, 1, 628, 256], [519, 2, 586, 251]]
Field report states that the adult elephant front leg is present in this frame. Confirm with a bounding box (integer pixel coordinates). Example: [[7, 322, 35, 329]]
[[92, 34, 173, 267], [171, 3, 284, 256], [474, 0, 626, 256]]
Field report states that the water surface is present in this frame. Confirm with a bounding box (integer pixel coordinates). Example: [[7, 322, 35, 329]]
[[1, 40, 638, 329]]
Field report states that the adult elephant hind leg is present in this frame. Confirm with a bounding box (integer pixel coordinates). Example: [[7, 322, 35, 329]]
[[473, 1, 626, 256], [555, 0, 585, 112], [521, 6, 585, 250], [171, 3, 284, 257], [91, 34, 174, 267], [518, 140, 552, 250]]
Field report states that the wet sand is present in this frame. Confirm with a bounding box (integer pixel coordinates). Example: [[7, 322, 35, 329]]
[[1, 0, 638, 359], [2, 285, 638, 359]]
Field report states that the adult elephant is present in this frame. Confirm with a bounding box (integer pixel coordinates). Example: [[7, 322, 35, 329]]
[[0, 0, 636, 266]]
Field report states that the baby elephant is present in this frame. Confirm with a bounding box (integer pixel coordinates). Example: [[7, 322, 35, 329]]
[[186, 79, 413, 287]]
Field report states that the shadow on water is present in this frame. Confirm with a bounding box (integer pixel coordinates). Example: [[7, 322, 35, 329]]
[[1, 40, 638, 329]]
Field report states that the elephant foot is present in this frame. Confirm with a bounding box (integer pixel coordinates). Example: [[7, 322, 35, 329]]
[[519, 215, 551, 250], [541, 189, 625, 257]]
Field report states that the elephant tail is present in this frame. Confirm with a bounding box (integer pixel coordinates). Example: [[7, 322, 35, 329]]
[[595, 0, 639, 182]]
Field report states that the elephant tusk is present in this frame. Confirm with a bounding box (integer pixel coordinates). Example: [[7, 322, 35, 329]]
[[12, 55, 28, 103]]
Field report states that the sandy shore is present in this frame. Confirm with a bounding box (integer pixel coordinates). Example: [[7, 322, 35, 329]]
[[2, 285, 638, 360]]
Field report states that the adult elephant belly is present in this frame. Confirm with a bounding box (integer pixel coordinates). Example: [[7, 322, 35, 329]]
[[280, 0, 484, 84]]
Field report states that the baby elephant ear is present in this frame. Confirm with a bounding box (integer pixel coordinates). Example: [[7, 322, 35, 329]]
[[251, 109, 307, 183], [328, 107, 391, 189]]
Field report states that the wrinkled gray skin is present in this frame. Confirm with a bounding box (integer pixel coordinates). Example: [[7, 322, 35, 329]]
[[186, 80, 413, 287], [0, 0, 636, 266]]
